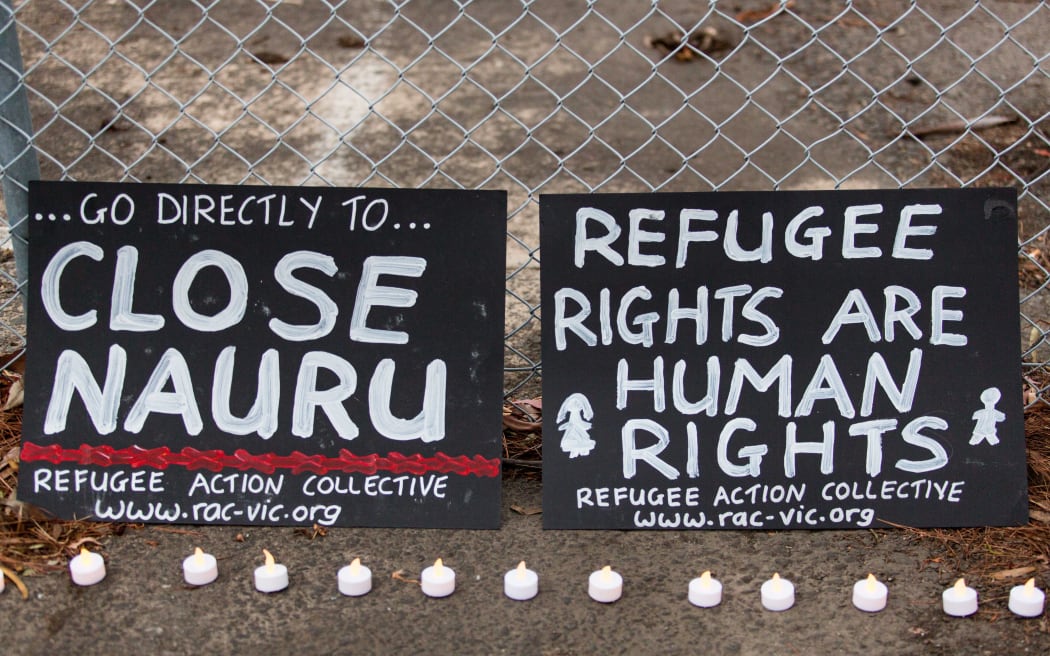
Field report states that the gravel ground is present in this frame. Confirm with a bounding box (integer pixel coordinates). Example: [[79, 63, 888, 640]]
[[3, 477, 1049, 656]]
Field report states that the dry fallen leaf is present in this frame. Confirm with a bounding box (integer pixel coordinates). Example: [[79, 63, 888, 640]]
[[1029, 509, 1050, 523], [0, 350, 26, 375], [503, 414, 541, 432], [391, 569, 419, 585], [337, 34, 365, 49], [517, 398, 542, 412], [736, 0, 795, 25], [644, 27, 733, 61], [251, 50, 289, 65], [1025, 386, 1038, 405], [2, 377, 23, 411], [503, 400, 542, 432], [295, 524, 327, 540], [1029, 326, 1043, 356], [909, 114, 1017, 139], [67, 537, 103, 553], [991, 565, 1036, 580], [511, 504, 542, 516], [0, 565, 29, 599]]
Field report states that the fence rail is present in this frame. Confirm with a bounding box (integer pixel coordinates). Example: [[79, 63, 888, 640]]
[[1, 0, 1048, 403]]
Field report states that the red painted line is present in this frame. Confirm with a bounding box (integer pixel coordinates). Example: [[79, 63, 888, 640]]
[[20, 441, 501, 478]]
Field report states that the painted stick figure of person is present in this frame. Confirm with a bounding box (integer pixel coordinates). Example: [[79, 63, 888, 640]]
[[557, 393, 595, 458], [970, 387, 1004, 446]]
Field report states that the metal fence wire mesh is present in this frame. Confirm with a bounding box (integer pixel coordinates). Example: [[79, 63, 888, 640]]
[[1, 0, 1049, 404]]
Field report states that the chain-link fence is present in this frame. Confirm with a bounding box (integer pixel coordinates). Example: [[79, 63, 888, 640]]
[[1, 0, 1048, 404]]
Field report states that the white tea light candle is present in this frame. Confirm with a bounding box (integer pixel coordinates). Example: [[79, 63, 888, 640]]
[[183, 547, 218, 586], [688, 570, 723, 608], [942, 578, 978, 617], [588, 565, 623, 603], [760, 573, 794, 611], [1008, 578, 1045, 618], [338, 558, 373, 597], [852, 573, 888, 612], [254, 549, 289, 593], [504, 561, 539, 601], [421, 558, 456, 598], [69, 547, 106, 586]]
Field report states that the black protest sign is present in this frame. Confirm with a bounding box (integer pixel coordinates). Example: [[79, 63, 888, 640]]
[[541, 189, 1025, 530], [20, 182, 505, 529]]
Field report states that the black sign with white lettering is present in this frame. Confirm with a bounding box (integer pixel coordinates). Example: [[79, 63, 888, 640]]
[[541, 189, 1026, 530], [21, 181, 505, 529]]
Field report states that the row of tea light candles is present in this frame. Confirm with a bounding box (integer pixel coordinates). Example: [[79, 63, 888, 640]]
[[62, 546, 1045, 618]]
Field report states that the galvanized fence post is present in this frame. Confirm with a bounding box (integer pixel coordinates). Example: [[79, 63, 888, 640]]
[[0, 0, 38, 304]]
